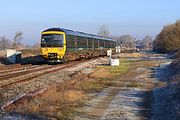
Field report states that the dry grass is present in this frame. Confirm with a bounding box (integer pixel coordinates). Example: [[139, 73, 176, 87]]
[[90, 68, 112, 79], [12, 59, 131, 119], [126, 82, 141, 88], [0, 50, 6, 58], [110, 59, 130, 75], [16, 81, 85, 119], [120, 52, 146, 58], [23, 88, 84, 110], [64, 90, 84, 102], [79, 59, 130, 93]]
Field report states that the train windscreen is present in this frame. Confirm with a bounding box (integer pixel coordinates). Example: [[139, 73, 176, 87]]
[[41, 34, 64, 47]]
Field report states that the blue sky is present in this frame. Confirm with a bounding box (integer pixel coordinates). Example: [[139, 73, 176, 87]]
[[0, 0, 180, 45]]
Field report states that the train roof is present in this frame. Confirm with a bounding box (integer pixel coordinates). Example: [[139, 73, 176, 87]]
[[43, 28, 116, 42]]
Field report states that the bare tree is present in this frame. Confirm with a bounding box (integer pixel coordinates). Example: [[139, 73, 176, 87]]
[[142, 35, 153, 49], [0, 36, 10, 50], [116, 35, 135, 48], [98, 24, 110, 37], [13, 32, 23, 50]]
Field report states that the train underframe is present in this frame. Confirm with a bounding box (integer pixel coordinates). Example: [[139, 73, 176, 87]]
[[45, 49, 115, 63]]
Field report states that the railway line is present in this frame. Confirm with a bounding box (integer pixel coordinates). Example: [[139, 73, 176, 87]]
[[0, 64, 55, 80], [0, 65, 41, 75], [0, 60, 88, 88], [0, 64, 32, 71]]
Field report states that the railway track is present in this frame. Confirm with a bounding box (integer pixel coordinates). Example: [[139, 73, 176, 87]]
[[0, 64, 31, 71], [0, 65, 41, 75], [0, 61, 81, 88], [0, 65, 55, 80]]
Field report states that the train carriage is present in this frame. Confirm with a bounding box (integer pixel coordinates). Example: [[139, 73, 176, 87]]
[[40, 28, 116, 62]]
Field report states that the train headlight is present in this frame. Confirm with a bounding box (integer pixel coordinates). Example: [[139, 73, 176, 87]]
[[42, 48, 48, 51]]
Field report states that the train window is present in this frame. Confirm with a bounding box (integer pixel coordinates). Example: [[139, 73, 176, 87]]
[[67, 35, 75, 48], [107, 41, 110, 48], [109, 41, 111, 48], [99, 40, 104, 48], [104, 41, 107, 48], [88, 38, 93, 49], [41, 34, 64, 47], [77, 36, 87, 48], [105, 41, 110, 48], [53, 34, 64, 42], [94, 39, 99, 48], [110, 42, 112, 48], [112, 42, 116, 48]]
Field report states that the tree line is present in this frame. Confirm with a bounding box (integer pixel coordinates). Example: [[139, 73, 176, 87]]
[[0, 32, 23, 50], [153, 20, 180, 53], [98, 24, 153, 50]]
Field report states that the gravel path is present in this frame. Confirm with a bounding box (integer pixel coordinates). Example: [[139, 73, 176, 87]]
[[100, 88, 147, 120]]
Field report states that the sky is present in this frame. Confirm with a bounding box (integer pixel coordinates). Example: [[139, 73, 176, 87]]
[[0, 0, 180, 45]]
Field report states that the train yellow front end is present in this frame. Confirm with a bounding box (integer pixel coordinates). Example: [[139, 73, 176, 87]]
[[40, 30, 66, 62]]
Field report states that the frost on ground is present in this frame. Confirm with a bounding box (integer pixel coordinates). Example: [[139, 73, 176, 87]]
[[151, 61, 180, 120], [100, 88, 147, 120], [1, 114, 42, 120]]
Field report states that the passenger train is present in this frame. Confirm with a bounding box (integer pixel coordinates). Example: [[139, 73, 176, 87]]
[[40, 28, 116, 62]]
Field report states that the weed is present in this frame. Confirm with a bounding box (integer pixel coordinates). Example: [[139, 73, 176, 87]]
[[126, 82, 140, 88]]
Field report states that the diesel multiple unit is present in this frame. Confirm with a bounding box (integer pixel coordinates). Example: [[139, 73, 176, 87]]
[[40, 28, 116, 62]]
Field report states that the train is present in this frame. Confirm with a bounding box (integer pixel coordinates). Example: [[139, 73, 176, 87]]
[[40, 28, 116, 62]]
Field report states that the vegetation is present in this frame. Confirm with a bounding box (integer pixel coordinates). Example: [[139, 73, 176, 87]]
[[98, 24, 110, 37], [13, 32, 23, 50], [153, 20, 180, 53], [11, 59, 130, 119], [0, 32, 23, 50], [116, 35, 135, 48], [0, 36, 11, 50], [142, 35, 153, 49]]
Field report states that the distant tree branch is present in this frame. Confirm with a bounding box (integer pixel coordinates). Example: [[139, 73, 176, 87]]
[[98, 24, 110, 37], [13, 32, 23, 50]]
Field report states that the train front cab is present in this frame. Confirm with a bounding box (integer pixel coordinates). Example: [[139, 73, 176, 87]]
[[40, 31, 66, 62]]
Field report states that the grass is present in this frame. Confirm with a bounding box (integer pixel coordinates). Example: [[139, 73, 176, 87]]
[[0, 50, 6, 58], [11, 58, 131, 119], [15, 81, 85, 120], [126, 82, 141, 88], [108, 59, 130, 76], [79, 58, 131, 93]]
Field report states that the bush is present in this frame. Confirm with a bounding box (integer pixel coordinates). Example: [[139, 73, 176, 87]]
[[153, 20, 180, 53]]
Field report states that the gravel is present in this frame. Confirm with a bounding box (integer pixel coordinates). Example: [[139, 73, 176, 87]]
[[100, 88, 146, 120], [0, 57, 108, 112]]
